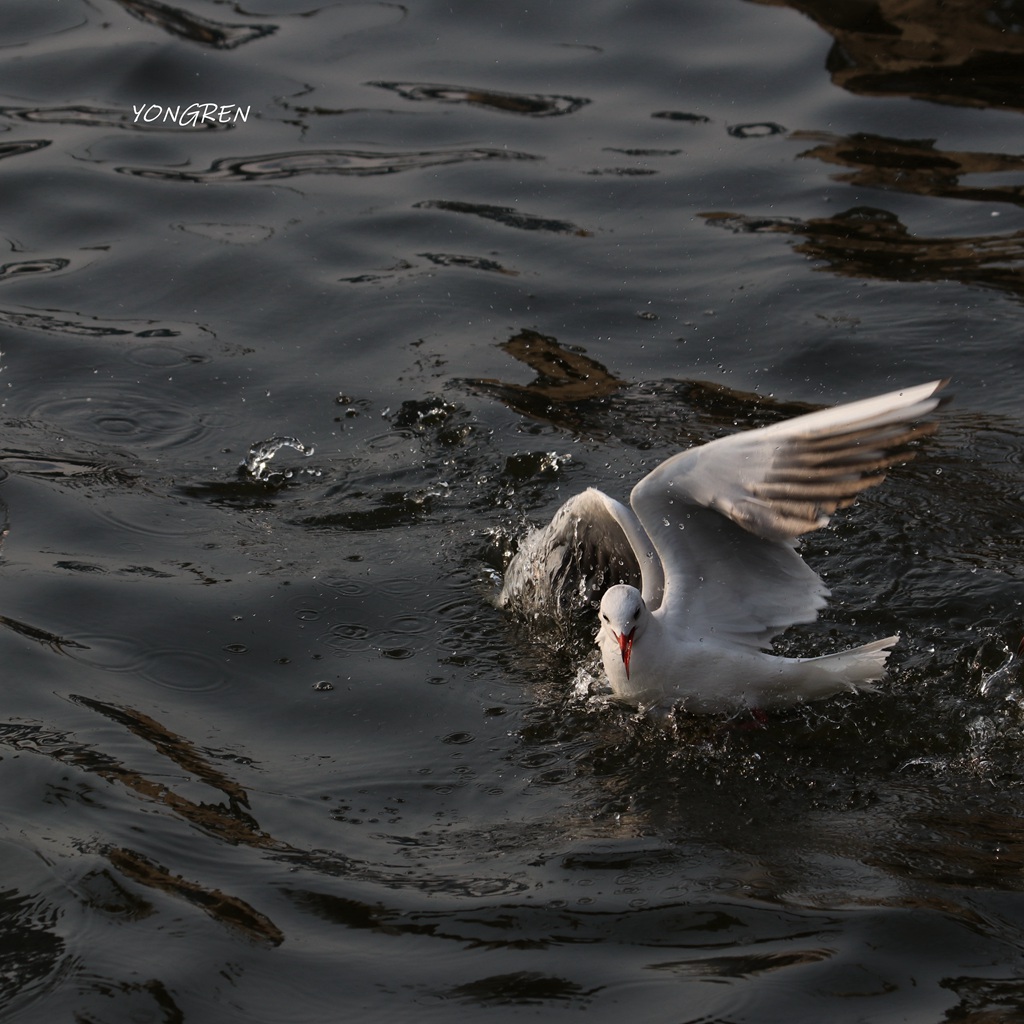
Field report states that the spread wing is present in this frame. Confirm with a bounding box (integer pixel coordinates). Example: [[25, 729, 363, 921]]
[[499, 488, 664, 619], [630, 379, 949, 647]]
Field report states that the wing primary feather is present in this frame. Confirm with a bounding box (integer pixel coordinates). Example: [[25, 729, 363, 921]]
[[771, 457, 909, 476], [753, 474, 887, 501], [795, 420, 940, 452], [723, 495, 828, 535]]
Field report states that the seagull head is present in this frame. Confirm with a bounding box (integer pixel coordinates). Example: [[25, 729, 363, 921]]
[[598, 584, 648, 679]]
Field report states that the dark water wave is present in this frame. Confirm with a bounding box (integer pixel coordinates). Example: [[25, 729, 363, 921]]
[[3, 0, 1024, 1020], [0, 305, 207, 339], [0, 258, 69, 280], [0, 613, 90, 653], [0, 139, 50, 160], [796, 131, 1024, 208], [370, 80, 589, 116], [0, 104, 227, 131], [418, 251, 518, 274], [465, 329, 627, 430], [114, 0, 277, 49], [704, 208, 1024, 297], [415, 199, 592, 236], [761, 0, 1024, 111], [119, 146, 538, 182]]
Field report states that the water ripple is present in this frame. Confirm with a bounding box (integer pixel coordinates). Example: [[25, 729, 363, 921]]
[[140, 647, 229, 693], [0, 139, 50, 161], [702, 207, 1024, 297], [125, 343, 211, 367], [92, 494, 225, 538], [115, 0, 276, 48], [20, 384, 221, 451], [119, 147, 538, 183], [0, 104, 220, 132], [370, 81, 589, 116], [66, 633, 147, 673], [795, 130, 1024, 207], [418, 251, 518, 275], [319, 621, 372, 655], [652, 110, 711, 123], [415, 199, 591, 236], [0, 304, 211, 340], [0, 258, 69, 281], [174, 222, 274, 244], [727, 121, 787, 138]]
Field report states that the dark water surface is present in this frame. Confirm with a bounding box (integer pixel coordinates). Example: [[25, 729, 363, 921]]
[[3, 1, 1024, 1020]]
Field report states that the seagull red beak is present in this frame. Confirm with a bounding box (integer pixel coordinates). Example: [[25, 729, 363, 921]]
[[616, 627, 636, 679]]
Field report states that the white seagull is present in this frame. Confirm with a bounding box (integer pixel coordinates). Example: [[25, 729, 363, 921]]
[[500, 380, 949, 712]]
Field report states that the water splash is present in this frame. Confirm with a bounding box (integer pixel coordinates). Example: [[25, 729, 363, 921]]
[[980, 636, 1024, 701], [241, 436, 315, 482]]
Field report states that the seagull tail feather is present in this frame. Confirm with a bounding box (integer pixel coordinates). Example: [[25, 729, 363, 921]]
[[803, 634, 900, 693]]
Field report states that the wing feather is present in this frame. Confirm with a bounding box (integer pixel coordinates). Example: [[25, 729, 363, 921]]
[[499, 488, 664, 619], [630, 379, 948, 645]]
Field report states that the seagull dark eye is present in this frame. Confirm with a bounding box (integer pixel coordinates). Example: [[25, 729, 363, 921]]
[[601, 614, 609, 622], [633, 608, 640, 619]]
